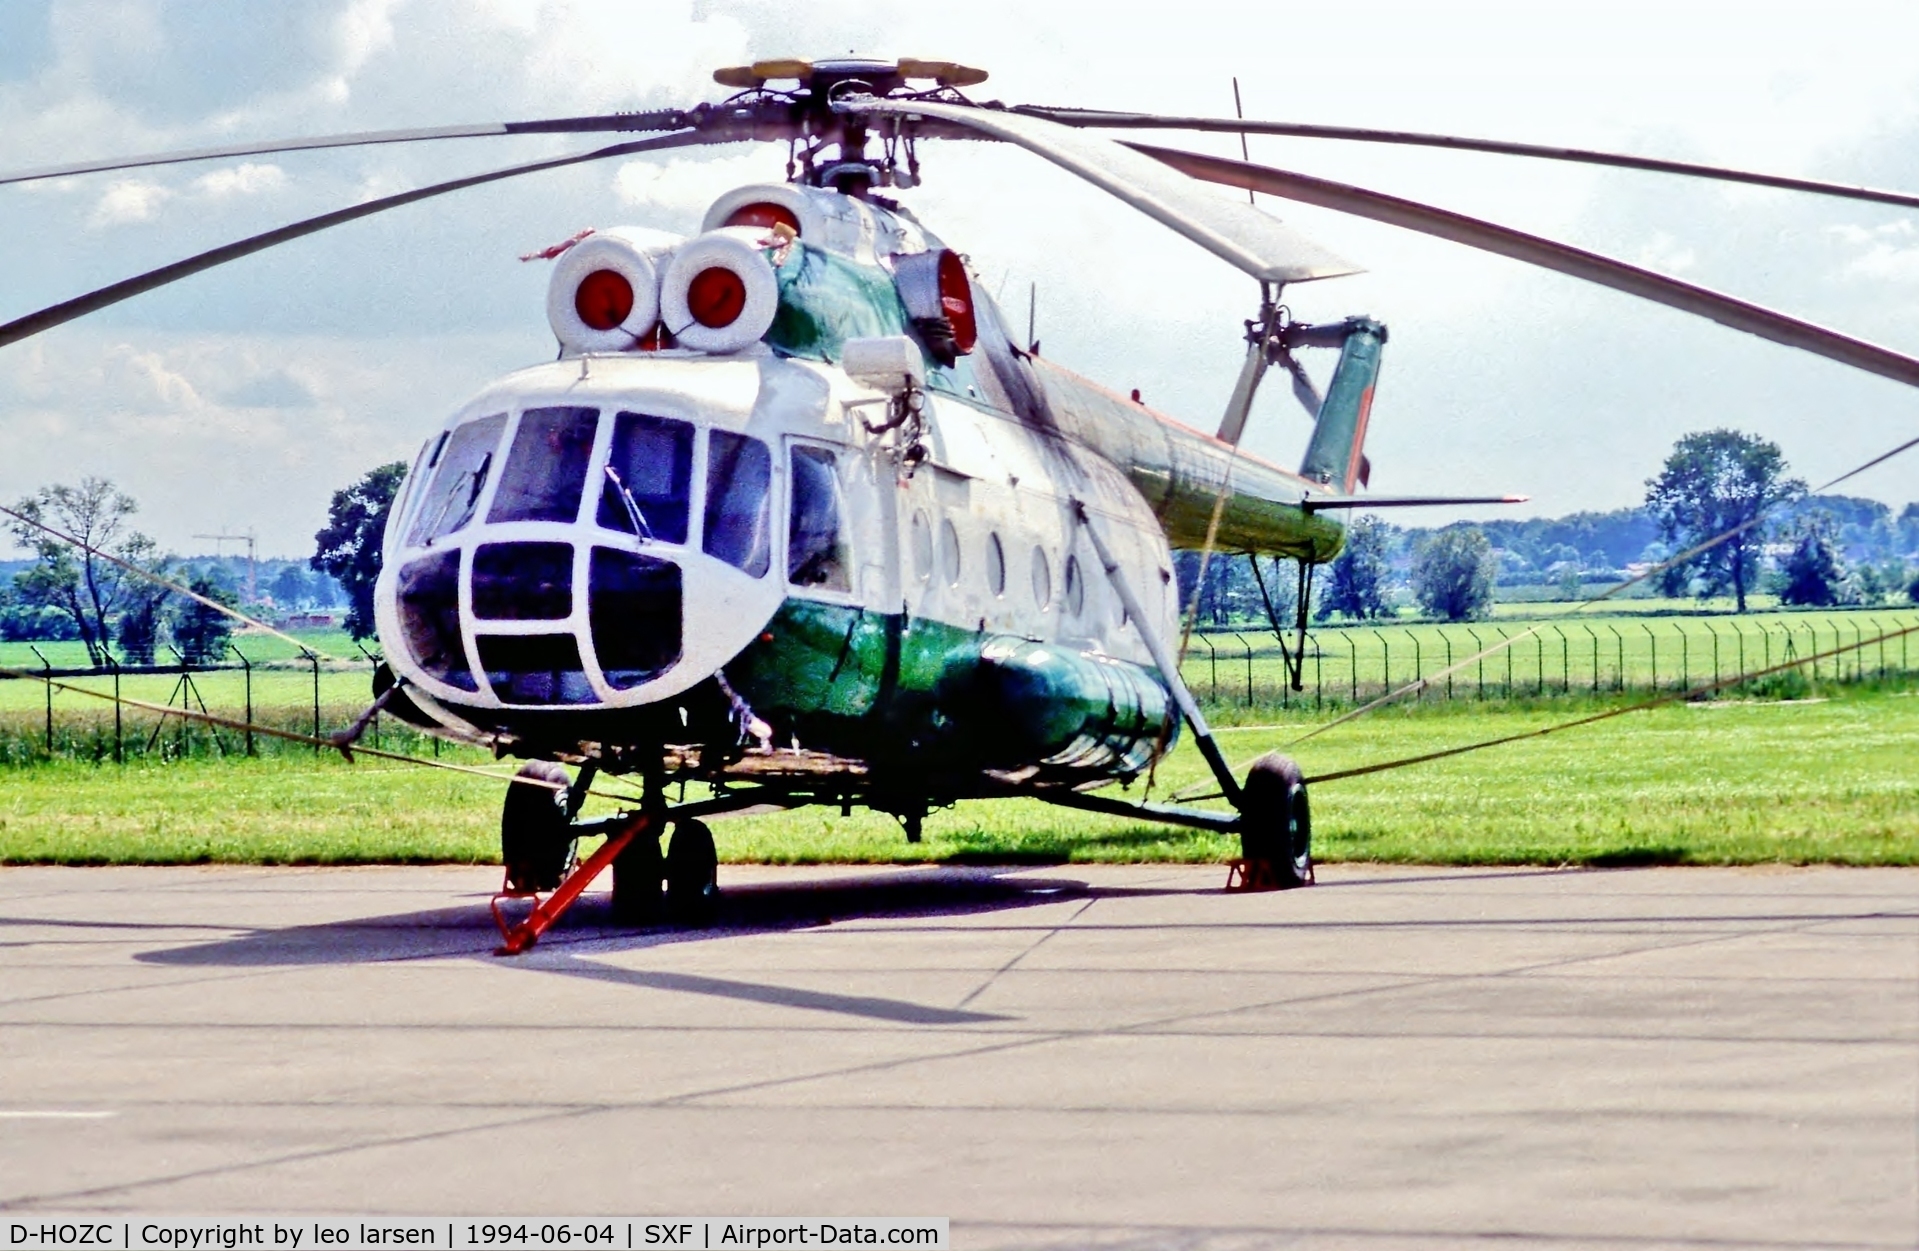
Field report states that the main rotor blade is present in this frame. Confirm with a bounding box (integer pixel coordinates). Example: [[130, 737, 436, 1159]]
[[0, 131, 714, 349], [1135, 143, 1919, 392], [1025, 107, 1919, 213], [0, 111, 693, 187], [846, 98, 1362, 283]]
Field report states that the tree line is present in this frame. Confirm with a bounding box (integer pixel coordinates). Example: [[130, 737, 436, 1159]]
[[1180, 429, 1919, 624]]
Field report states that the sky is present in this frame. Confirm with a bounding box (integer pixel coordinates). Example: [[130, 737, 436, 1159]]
[[2, 0, 1917, 559]]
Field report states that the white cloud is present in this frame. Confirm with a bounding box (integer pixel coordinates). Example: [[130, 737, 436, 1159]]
[[88, 177, 172, 226], [190, 162, 287, 199]]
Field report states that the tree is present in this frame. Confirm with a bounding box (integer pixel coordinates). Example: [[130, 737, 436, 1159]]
[[1412, 527, 1495, 621], [173, 575, 238, 665], [1775, 518, 1847, 607], [1318, 515, 1392, 620], [5, 478, 168, 666], [311, 462, 406, 641], [1644, 429, 1804, 613]]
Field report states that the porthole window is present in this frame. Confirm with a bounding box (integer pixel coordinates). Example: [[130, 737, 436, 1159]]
[[1064, 555, 1084, 616], [1030, 546, 1051, 609], [939, 518, 962, 585], [910, 510, 934, 581], [985, 532, 1006, 596]]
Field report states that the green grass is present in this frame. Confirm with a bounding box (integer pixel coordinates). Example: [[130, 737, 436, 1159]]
[[2, 680, 1912, 867]]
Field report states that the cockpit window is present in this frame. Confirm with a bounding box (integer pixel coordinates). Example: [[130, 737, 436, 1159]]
[[703, 431, 772, 576], [788, 444, 851, 592], [488, 406, 597, 525], [597, 412, 692, 544], [406, 414, 506, 546]]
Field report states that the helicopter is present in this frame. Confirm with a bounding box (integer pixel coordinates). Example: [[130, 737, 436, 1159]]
[[6, 56, 1919, 941]]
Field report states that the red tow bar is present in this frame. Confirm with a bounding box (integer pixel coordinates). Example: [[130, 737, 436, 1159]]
[[491, 812, 652, 955]]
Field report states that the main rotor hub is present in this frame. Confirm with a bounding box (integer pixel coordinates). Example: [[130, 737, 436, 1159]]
[[709, 57, 988, 194]]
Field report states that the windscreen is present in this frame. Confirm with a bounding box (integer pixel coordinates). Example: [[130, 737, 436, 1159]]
[[488, 406, 598, 525], [597, 412, 693, 543], [406, 415, 506, 546]]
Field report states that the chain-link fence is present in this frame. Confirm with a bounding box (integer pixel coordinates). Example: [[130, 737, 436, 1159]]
[[1184, 607, 1919, 710]]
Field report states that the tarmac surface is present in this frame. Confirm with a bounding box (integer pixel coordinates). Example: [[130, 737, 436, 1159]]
[[0, 862, 1914, 1249]]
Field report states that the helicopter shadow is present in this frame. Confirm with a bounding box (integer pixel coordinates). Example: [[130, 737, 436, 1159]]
[[132, 864, 1118, 968], [130, 866, 1144, 1026]]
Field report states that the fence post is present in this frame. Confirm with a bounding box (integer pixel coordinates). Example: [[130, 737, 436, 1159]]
[[1346, 633, 1358, 704], [1703, 620, 1719, 687], [1534, 629, 1545, 696], [1641, 623, 1657, 692], [1442, 629, 1454, 700], [1202, 634, 1217, 701], [234, 646, 254, 757], [1371, 629, 1390, 698], [30, 645, 52, 756], [306, 650, 321, 752], [108, 655, 122, 764], [1493, 626, 1513, 698], [1406, 630, 1422, 702], [1606, 625, 1623, 692], [1679, 625, 1689, 690], [1549, 626, 1567, 694], [1233, 633, 1253, 706], [1579, 624, 1596, 694], [1312, 631, 1324, 711], [1465, 627, 1484, 700]]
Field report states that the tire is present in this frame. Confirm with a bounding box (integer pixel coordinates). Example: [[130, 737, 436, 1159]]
[[1239, 752, 1313, 889], [665, 818, 719, 927], [501, 760, 575, 892], [611, 832, 665, 926]]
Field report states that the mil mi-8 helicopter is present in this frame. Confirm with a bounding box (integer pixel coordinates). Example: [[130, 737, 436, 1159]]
[[7, 56, 1919, 943]]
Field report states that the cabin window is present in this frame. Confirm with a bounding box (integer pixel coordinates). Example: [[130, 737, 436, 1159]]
[[985, 532, 1006, 597], [704, 431, 772, 576], [488, 406, 597, 525], [597, 411, 692, 543], [1031, 547, 1052, 609], [477, 633, 595, 706], [788, 445, 851, 591], [407, 414, 506, 545], [910, 510, 934, 581], [471, 541, 573, 621], [939, 519, 963, 586], [1064, 555, 1085, 616]]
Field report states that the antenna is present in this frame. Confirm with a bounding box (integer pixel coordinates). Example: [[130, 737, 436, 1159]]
[[192, 528, 257, 602], [1232, 77, 1255, 205]]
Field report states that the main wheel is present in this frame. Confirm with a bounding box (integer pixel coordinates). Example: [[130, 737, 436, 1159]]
[[501, 760, 576, 892], [611, 831, 665, 926], [1239, 752, 1313, 889], [665, 818, 719, 927]]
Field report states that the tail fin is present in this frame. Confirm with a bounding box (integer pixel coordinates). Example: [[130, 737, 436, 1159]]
[[1298, 316, 1387, 494]]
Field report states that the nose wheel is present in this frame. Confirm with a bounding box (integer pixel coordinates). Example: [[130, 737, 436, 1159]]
[[665, 819, 719, 926], [501, 760, 577, 892]]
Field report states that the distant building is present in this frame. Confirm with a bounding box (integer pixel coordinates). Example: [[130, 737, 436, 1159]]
[[283, 611, 338, 629]]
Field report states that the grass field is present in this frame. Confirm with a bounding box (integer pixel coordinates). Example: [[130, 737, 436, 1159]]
[[2, 676, 1912, 867]]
